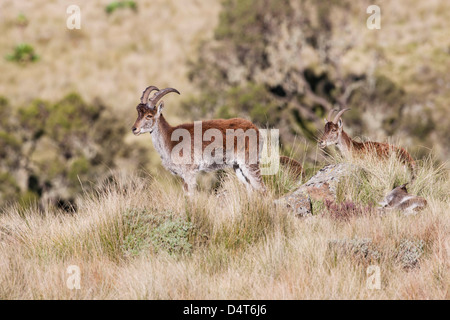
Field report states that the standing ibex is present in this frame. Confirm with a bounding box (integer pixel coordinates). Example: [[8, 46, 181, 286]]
[[319, 108, 416, 180], [133, 86, 284, 195]]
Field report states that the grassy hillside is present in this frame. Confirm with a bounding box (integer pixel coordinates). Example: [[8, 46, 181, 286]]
[[0, 153, 448, 299], [0, 0, 220, 114], [0, 0, 449, 300]]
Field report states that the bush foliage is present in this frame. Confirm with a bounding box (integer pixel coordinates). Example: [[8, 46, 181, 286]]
[[0, 94, 147, 211]]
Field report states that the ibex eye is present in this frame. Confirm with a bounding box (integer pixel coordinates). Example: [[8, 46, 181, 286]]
[[146, 115, 152, 120]]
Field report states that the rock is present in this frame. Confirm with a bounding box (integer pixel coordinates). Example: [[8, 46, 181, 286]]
[[302, 163, 355, 201], [276, 163, 355, 216], [274, 189, 311, 217]]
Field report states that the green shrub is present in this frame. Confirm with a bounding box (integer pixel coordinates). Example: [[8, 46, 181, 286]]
[[16, 13, 29, 28], [6, 43, 39, 64], [121, 209, 193, 257], [68, 157, 90, 183], [0, 172, 21, 205], [150, 218, 193, 255], [18, 190, 40, 209], [396, 239, 424, 269], [105, 1, 137, 14], [0, 93, 148, 211]]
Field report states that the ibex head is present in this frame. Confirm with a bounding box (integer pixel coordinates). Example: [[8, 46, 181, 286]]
[[319, 108, 350, 148], [378, 183, 410, 208], [132, 86, 180, 136]]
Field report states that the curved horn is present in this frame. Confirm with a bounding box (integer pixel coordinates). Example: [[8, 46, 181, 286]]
[[149, 87, 180, 106], [327, 108, 338, 122], [332, 108, 351, 124], [140, 86, 159, 104]]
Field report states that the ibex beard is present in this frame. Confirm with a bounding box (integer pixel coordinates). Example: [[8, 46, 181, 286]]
[[132, 86, 273, 196]]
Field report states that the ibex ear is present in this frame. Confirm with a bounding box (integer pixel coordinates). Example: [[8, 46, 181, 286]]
[[337, 118, 343, 128], [324, 118, 327, 124], [156, 101, 164, 116]]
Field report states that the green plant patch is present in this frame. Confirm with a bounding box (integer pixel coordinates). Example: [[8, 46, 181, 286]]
[[6, 43, 39, 64], [121, 209, 193, 257], [105, 1, 137, 14]]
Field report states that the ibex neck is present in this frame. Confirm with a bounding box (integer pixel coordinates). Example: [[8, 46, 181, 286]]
[[156, 114, 173, 135], [336, 130, 354, 154], [151, 114, 173, 161]]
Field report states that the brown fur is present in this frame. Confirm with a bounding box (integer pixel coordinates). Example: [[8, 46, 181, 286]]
[[378, 183, 427, 214], [279, 155, 304, 180], [162, 116, 262, 160], [134, 105, 261, 154], [132, 94, 266, 194], [320, 120, 416, 180]]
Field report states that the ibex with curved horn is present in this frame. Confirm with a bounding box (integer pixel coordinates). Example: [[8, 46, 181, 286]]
[[132, 86, 278, 195], [319, 108, 416, 180]]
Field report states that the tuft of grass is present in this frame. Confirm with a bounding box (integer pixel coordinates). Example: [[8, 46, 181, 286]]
[[213, 195, 290, 250], [263, 163, 303, 198], [323, 199, 375, 222], [329, 144, 449, 208]]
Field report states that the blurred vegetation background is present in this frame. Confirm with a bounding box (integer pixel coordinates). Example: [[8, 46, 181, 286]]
[[0, 0, 449, 211]]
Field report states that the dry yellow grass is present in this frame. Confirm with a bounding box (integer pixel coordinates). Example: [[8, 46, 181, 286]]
[[0, 151, 448, 299]]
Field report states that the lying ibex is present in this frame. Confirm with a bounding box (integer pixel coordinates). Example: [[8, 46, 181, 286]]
[[133, 86, 302, 195], [319, 108, 416, 180], [378, 183, 427, 215]]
